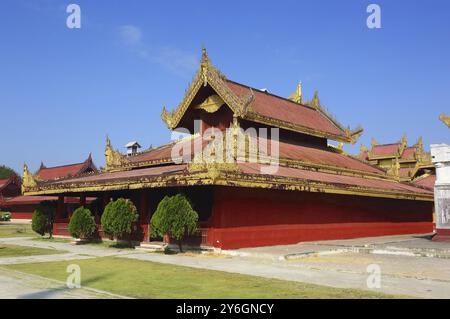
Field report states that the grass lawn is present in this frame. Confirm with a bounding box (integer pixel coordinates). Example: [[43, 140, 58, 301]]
[[0, 244, 65, 257], [7, 256, 401, 299], [0, 224, 34, 238]]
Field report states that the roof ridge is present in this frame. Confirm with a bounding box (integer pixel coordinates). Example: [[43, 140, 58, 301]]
[[226, 79, 318, 111]]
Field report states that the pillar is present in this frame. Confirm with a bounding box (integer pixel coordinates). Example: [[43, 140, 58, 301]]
[[431, 144, 450, 241], [80, 195, 86, 207]]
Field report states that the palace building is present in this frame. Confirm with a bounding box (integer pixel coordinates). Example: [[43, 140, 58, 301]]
[[21, 49, 434, 249], [359, 136, 436, 190], [1, 155, 97, 220]]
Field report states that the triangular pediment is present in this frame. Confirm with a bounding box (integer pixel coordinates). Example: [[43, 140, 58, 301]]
[[161, 49, 254, 130]]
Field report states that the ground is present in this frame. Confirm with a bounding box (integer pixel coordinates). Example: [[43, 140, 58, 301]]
[[0, 223, 34, 238], [6, 256, 396, 299], [0, 244, 64, 257], [1, 223, 450, 299]]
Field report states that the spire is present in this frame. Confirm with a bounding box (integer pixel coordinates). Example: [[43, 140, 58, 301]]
[[39, 161, 46, 170], [200, 47, 210, 86], [310, 90, 321, 109], [400, 133, 407, 147], [288, 82, 303, 104]]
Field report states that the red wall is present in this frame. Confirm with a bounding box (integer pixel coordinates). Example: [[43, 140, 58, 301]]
[[208, 187, 434, 249], [9, 205, 35, 219]]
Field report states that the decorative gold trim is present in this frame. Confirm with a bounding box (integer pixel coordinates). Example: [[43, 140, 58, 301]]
[[440, 114, 450, 128], [387, 157, 400, 181], [160, 48, 254, 130], [23, 167, 433, 202], [288, 82, 303, 104], [194, 94, 225, 113], [22, 163, 37, 192], [105, 136, 129, 171]]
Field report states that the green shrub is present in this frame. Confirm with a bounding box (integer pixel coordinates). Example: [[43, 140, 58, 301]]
[[101, 198, 138, 241], [32, 203, 55, 238], [0, 211, 11, 221], [150, 194, 198, 252], [68, 207, 96, 239]]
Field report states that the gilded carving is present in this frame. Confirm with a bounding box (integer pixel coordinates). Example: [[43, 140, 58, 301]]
[[105, 136, 128, 171], [440, 114, 450, 128], [288, 82, 303, 104], [194, 94, 225, 113], [22, 163, 37, 192]]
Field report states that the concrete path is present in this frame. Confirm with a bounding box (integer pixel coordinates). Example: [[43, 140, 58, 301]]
[[0, 253, 93, 265], [0, 267, 127, 299], [0, 237, 140, 257]]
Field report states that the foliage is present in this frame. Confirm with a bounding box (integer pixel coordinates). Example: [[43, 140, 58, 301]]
[[150, 194, 198, 252], [101, 198, 138, 240], [0, 165, 19, 180], [68, 207, 96, 239], [0, 211, 11, 221], [31, 202, 55, 238]]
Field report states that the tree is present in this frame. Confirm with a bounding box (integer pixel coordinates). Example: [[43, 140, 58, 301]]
[[150, 194, 198, 252], [31, 202, 55, 238], [101, 198, 138, 241], [68, 207, 96, 239], [0, 165, 19, 180]]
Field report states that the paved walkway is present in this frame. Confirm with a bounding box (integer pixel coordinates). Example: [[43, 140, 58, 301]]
[[1, 235, 450, 298], [0, 267, 127, 299]]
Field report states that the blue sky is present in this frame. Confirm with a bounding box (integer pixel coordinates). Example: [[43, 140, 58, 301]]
[[1, 0, 449, 174]]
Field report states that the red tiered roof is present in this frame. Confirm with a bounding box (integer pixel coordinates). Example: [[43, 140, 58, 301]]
[[129, 136, 384, 176], [413, 175, 436, 190], [371, 143, 401, 157], [36, 155, 97, 181], [400, 147, 416, 160], [225, 80, 346, 139]]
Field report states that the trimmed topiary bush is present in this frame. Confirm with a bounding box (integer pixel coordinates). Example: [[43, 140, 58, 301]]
[[101, 198, 138, 241], [68, 207, 96, 239], [32, 203, 55, 238], [150, 194, 198, 252]]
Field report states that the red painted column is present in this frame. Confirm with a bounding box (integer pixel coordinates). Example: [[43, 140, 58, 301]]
[[53, 196, 65, 236], [80, 195, 86, 207]]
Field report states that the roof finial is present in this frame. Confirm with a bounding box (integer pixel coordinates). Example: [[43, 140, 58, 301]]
[[288, 81, 303, 104], [400, 133, 407, 147], [22, 162, 37, 192], [440, 113, 450, 128], [371, 138, 378, 148], [200, 47, 209, 86]]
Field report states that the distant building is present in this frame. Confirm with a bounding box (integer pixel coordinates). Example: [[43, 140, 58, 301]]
[[1, 155, 97, 220], [359, 135, 435, 190]]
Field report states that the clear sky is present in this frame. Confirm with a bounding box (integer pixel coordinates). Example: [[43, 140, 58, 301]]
[[1, 0, 449, 174]]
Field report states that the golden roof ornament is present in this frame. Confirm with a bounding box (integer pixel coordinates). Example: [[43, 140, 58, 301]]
[[387, 157, 400, 181], [288, 82, 303, 104], [400, 133, 407, 147], [371, 138, 379, 148], [308, 91, 321, 109], [105, 136, 128, 171], [440, 114, 450, 128], [359, 144, 368, 158], [200, 47, 209, 86], [22, 163, 37, 192]]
